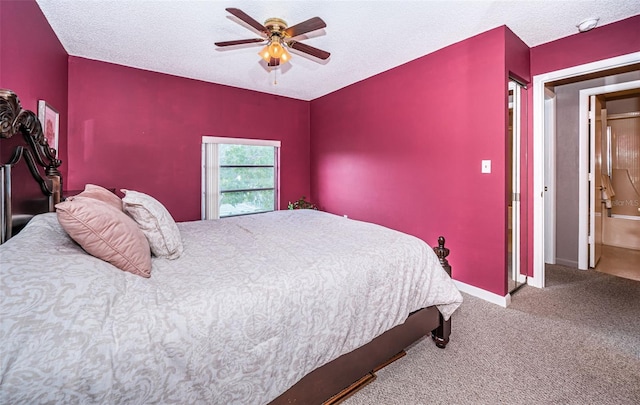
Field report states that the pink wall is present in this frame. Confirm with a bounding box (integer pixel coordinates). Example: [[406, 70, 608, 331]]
[[67, 57, 310, 222], [0, 0, 68, 177], [310, 27, 520, 295]]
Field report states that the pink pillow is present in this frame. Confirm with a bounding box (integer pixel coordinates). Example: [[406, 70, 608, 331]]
[[56, 196, 152, 278], [68, 184, 122, 211]]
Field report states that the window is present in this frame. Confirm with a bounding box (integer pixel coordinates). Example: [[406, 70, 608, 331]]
[[202, 136, 280, 219]]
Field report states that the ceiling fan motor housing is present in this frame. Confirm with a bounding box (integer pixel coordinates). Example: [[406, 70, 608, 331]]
[[265, 18, 288, 37]]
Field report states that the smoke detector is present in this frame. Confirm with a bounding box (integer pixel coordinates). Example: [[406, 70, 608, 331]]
[[577, 17, 599, 32]]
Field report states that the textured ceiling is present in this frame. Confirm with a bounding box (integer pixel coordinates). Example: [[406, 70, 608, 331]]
[[35, 0, 640, 101]]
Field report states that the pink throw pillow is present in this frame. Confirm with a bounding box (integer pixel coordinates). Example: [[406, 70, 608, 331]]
[[68, 184, 122, 211], [56, 196, 152, 277]]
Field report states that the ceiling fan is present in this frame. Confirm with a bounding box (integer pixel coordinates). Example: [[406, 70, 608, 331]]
[[215, 8, 330, 67]]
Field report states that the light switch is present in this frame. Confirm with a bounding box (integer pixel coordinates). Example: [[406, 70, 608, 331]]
[[481, 160, 491, 173]]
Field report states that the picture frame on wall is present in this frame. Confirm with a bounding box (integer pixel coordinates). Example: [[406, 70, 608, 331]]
[[37, 100, 59, 152]]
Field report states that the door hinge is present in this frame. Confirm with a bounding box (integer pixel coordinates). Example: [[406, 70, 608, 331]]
[[588, 172, 594, 181], [588, 234, 594, 244], [512, 192, 520, 202]]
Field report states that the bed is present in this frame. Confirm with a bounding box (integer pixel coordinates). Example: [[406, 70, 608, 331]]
[[0, 89, 463, 404]]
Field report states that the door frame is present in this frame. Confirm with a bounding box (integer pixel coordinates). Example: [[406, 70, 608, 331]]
[[543, 87, 556, 265], [578, 80, 640, 269], [531, 51, 640, 288], [508, 80, 526, 288]]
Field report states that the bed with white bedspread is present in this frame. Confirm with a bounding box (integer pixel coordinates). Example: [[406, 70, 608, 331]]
[[0, 209, 461, 404]]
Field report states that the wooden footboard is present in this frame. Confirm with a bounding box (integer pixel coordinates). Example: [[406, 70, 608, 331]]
[[269, 306, 441, 405]]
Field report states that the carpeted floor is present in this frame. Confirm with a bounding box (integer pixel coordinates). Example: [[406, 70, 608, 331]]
[[343, 264, 640, 405]]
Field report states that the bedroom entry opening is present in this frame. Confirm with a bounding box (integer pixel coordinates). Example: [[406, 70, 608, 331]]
[[508, 79, 527, 294], [201, 136, 281, 219]]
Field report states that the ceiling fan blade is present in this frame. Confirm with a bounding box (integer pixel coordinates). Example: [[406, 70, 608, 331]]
[[284, 17, 326, 38], [215, 38, 265, 47], [225, 8, 268, 34], [288, 41, 330, 60]]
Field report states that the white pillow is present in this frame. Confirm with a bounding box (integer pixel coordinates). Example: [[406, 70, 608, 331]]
[[121, 189, 184, 259]]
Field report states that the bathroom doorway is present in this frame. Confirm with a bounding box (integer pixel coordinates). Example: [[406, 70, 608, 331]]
[[577, 80, 640, 274], [586, 87, 640, 281]]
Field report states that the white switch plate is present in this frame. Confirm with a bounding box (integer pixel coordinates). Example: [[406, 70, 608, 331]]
[[481, 160, 491, 173]]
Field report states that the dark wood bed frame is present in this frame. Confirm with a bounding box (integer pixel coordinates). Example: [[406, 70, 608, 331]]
[[0, 89, 61, 243], [1, 89, 452, 405]]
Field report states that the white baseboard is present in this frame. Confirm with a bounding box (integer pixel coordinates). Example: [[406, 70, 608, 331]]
[[555, 258, 578, 268], [453, 280, 511, 308]]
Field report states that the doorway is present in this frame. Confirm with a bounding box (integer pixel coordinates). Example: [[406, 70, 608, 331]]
[[587, 89, 640, 281], [531, 52, 640, 289], [578, 81, 640, 271]]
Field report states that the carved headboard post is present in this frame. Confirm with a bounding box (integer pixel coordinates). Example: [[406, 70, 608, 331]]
[[45, 167, 62, 209], [0, 165, 9, 243], [0, 89, 62, 240]]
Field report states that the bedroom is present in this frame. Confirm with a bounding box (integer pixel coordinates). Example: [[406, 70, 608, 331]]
[[2, 1, 638, 303], [1, 0, 639, 403]]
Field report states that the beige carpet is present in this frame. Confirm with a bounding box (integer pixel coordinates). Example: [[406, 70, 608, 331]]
[[344, 265, 640, 405]]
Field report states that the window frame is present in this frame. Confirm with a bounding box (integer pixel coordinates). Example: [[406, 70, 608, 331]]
[[201, 136, 281, 219]]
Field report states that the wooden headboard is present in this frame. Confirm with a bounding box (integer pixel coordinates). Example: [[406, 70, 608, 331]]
[[0, 89, 62, 243]]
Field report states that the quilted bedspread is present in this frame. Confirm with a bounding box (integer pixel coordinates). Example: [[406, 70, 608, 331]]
[[0, 210, 462, 404]]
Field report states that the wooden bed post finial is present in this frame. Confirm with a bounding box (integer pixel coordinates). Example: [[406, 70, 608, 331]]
[[431, 236, 452, 349], [433, 236, 451, 276]]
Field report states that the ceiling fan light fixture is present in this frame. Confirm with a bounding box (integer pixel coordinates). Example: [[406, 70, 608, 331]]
[[258, 37, 291, 66], [280, 47, 291, 63], [219, 8, 329, 69], [259, 45, 272, 62]]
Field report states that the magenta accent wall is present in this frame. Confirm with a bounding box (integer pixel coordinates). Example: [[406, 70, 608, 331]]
[[67, 57, 310, 222], [310, 27, 523, 295], [0, 0, 68, 177]]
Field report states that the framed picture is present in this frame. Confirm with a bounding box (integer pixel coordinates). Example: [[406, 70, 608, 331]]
[[38, 100, 59, 152]]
